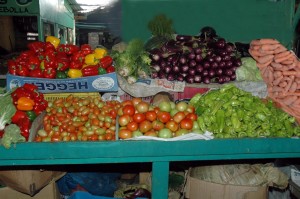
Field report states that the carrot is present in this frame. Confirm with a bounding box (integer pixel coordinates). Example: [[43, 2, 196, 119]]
[[282, 95, 298, 106], [249, 45, 261, 51], [274, 50, 291, 59], [256, 59, 273, 68], [270, 85, 285, 92], [274, 51, 294, 63], [284, 75, 295, 93], [268, 67, 274, 83], [274, 45, 288, 54], [257, 54, 274, 64], [289, 82, 298, 92], [270, 62, 284, 70], [261, 43, 281, 51], [260, 38, 280, 45], [279, 81, 288, 88], [281, 59, 295, 66], [258, 49, 275, 55], [273, 71, 282, 78], [272, 75, 283, 86], [248, 49, 261, 57], [283, 91, 300, 96], [282, 70, 298, 76]]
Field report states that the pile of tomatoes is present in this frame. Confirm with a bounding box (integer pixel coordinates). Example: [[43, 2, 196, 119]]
[[35, 95, 120, 142], [118, 98, 200, 139]]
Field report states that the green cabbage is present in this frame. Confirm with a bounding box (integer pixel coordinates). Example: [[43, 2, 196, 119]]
[[1, 124, 25, 149], [0, 91, 16, 130], [236, 57, 263, 82]]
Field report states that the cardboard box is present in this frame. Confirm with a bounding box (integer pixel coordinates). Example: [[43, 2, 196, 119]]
[[185, 176, 268, 199], [0, 181, 60, 199], [6, 73, 118, 93]]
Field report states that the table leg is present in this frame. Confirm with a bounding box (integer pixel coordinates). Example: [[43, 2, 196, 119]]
[[152, 161, 169, 198]]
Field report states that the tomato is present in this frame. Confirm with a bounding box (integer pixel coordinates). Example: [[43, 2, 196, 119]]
[[166, 120, 179, 132], [132, 97, 142, 107], [118, 114, 132, 126], [152, 120, 164, 131], [109, 109, 117, 118], [175, 101, 188, 112], [127, 121, 139, 131], [133, 113, 146, 123], [105, 132, 114, 140], [145, 110, 157, 122], [175, 129, 189, 137], [173, 111, 186, 123], [139, 120, 152, 133], [158, 101, 172, 112], [185, 113, 198, 121], [186, 104, 195, 113], [123, 105, 135, 116], [121, 100, 133, 107], [144, 130, 158, 137], [158, 128, 172, 138], [180, 118, 193, 130], [132, 130, 143, 137], [51, 135, 62, 142], [119, 129, 133, 139], [157, 111, 171, 123], [136, 101, 150, 113]]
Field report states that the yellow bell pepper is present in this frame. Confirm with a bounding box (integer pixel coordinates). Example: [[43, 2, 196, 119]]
[[46, 36, 60, 49], [67, 69, 82, 78], [94, 48, 107, 59], [84, 53, 98, 65], [17, 97, 35, 111]]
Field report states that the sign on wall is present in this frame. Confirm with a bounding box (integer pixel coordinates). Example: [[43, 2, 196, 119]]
[[0, 0, 38, 15]]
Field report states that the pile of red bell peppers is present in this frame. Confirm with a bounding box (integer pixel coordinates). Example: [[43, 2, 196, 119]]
[[9, 83, 48, 140], [7, 36, 115, 79]]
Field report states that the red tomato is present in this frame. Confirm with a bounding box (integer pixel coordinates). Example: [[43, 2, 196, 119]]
[[180, 118, 193, 130], [127, 121, 139, 131], [185, 113, 198, 121], [133, 113, 146, 123], [121, 100, 133, 107], [166, 120, 179, 132], [139, 120, 152, 133], [144, 130, 158, 137], [157, 111, 171, 123], [145, 110, 157, 122], [152, 120, 164, 131], [173, 111, 186, 123], [119, 129, 132, 139], [123, 105, 135, 116]]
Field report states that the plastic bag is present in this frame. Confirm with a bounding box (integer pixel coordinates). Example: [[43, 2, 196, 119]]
[[57, 172, 121, 197]]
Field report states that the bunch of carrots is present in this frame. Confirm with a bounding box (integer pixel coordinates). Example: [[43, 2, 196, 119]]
[[249, 38, 300, 123]]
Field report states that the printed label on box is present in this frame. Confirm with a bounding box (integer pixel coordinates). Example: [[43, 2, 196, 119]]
[[6, 73, 118, 93]]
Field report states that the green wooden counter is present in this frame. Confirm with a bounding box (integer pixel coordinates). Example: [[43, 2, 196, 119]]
[[0, 138, 300, 198]]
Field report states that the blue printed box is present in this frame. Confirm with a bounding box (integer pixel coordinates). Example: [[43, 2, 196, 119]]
[[6, 73, 118, 93]]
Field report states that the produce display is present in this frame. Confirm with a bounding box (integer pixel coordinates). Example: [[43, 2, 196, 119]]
[[7, 36, 115, 79], [248, 38, 300, 122], [190, 84, 300, 138], [0, 84, 47, 148]]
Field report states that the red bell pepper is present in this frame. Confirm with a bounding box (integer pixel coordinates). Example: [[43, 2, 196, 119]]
[[27, 41, 44, 53], [44, 41, 56, 52], [33, 100, 48, 115], [23, 83, 38, 92], [18, 117, 31, 140], [69, 60, 82, 69], [65, 44, 79, 55], [82, 65, 99, 77], [16, 64, 30, 76], [71, 51, 85, 63], [27, 56, 41, 70], [99, 55, 113, 69], [80, 44, 92, 56], [7, 60, 17, 75], [43, 54, 57, 69], [43, 67, 56, 78], [11, 87, 33, 103], [106, 65, 115, 73], [29, 68, 43, 78], [57, 58, 70, 71], [19, 50, 35, 60], [11, 110, 28, 124]]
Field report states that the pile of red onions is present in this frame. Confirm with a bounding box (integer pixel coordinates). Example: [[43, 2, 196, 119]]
[[148, 28, 242, 84]]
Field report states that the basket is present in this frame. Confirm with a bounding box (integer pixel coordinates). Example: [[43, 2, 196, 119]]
[[289, 179, 300, 198], [44, 92, 101, 102]]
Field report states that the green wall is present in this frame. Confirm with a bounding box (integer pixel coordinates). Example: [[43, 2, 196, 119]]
[[122, 0, 299, 48]]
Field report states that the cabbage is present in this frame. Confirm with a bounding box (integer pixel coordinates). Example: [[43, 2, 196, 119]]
[[1, 124, 25, 149], [236, 57, 263, 82], [0, 91, 16, 130]]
